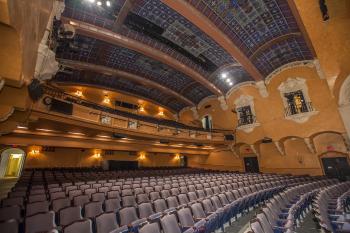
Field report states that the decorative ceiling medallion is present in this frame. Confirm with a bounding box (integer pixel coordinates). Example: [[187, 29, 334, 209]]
[[162, 21, 210, 57]]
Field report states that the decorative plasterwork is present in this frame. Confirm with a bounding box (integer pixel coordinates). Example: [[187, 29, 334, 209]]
[[313, 59, 326, 79], [265, 60, 314, 84], [274, 141, 285, 156], [218, 96, 228, 111], [0, 106, 15, 122], [278, 77, 318, 123], [0, 77, 4, 92], [197, 95, 217, 109], [191, 107, 199, 120], [255, 81, 268, 98], [234, 95, 260, 133], [225, 81, 255, 99], [249, 145, 260, 158], [304, 138, 316, 154], [339, 75, 350, 107]]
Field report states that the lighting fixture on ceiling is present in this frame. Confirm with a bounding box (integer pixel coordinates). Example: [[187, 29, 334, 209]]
[[75, 90, 83, 97], [97, 1, 102, 6], [221, 73, 227, 79], [37, 128, 55, 132], [106, 0, 111, 6], [226, 78, 231, 83], [69, 132, 85, 136], [86, 0, 95, 3], [103, 95, 111, 104], [17, 125, 28, 130], [229, 82, 233, 86]]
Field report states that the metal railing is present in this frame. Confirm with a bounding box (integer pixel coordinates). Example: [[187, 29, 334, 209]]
[[284, 102, 314, 117], [238, 115, 256, 127]]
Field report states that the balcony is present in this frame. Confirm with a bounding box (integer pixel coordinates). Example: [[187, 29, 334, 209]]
[[284, 102, 318, 123], [237, 115, 260, 133], [33, 86, 229, 142]]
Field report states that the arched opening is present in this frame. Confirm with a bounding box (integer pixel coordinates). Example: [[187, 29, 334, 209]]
[[319, 151, 350, 181], [0, 148, 26, 178], [201, 115, 212, 130]]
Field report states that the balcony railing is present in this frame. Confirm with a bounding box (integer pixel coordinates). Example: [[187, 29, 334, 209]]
[[238, 115, 257, 127], [42, 85, 231, 135], [284, 102, 314, 117]]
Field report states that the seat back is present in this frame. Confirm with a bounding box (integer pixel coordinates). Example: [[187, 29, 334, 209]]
[[25, 211, 56, 233], [63, 219, 93, 233], [96, 212, 118, 233], [59, 206, 82, 226]]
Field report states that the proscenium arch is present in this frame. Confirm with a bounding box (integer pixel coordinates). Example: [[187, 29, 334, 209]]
[[0, 147, 26, 178]]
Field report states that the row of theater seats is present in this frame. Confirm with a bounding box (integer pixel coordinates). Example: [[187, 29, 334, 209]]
[[0, 168, 328, 233], [247, 179, 338, 233], [313, 181, 350, 232]]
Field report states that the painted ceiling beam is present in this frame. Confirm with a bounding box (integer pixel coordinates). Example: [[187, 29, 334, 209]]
[[59, 59, 196, 107], [63, 18, 223, 96], [286, 0, 317, 58], [249, 33, 302, 61], [112, 0, 136, 32], [161, 0, 264, 81]]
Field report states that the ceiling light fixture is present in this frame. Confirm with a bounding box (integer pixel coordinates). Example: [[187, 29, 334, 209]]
[[75, 90, 83, 97], [103, 95, 111, 104], [69, 132, 85, 136], [226, 78, 231, 83], [229, 82, 233, 86], [17, 126, 28, 130], [86, 0, 95, 3], [221, 73, 227, 79], [106, 0, 111, 6], [36, 128, 55, 132], [97, 1, 102, 6]]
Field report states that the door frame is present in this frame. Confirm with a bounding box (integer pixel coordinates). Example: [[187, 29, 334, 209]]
[[0, 148, 26, 178], [318, 151, 350, 176], [242, 154, 260, 173]]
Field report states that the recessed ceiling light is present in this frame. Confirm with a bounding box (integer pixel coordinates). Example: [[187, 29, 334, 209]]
[[37, 128, 55, 132], [106, 0, 111, 6], [221, 73, 227, 79], [229, 82, 233, 86], [226, 78, 231, 83], [87, 0, 95, 3], [69, 132, 85, 136], [97, 1, 102, 6]]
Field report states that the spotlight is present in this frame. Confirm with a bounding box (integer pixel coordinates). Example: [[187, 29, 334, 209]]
[[229, 82, 233, 86], [221, 73, 227, 79], [226, 78, 231, 83], [97, 1, 102, 6], [106, 0, 111, 7]]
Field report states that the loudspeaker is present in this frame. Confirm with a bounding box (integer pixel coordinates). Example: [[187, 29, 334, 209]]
[[28, 79, 44, 101], [224, 134, 235, 141], [112, 133, 127, 139], [50, 99, 73, 115]]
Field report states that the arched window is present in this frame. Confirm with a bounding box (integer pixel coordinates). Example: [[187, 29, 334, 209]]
[[234, 95, 260, 133], [201, 115, 212, 130]]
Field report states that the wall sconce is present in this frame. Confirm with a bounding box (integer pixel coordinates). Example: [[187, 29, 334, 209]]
[[174, 154, 180, 160], [75, 90, 83, 97], [158, 110, 164, 116], [94, 153, 101, 159], [139, 152, 146, 160], [139, 106, 145, 113], [30, 149, 40, 156], [103, 95, 111, 104]]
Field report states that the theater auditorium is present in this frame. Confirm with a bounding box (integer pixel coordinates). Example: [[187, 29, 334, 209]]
[[0, 0, 349, 233]]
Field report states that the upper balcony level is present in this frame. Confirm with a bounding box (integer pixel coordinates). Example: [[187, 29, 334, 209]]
[[30, 86, 230, 143]]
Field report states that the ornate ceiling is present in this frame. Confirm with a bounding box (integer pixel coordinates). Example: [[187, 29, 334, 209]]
[[53, 0, 315, 112]]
